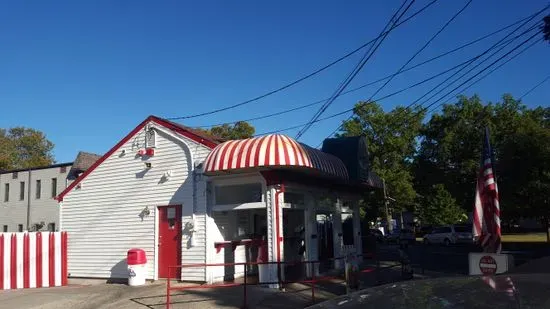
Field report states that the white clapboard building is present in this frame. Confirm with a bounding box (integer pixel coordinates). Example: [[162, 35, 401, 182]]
[[57, 115, 382, 283]]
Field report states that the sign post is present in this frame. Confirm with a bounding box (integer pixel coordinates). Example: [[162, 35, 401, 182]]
[[469, 253, 514, 276]]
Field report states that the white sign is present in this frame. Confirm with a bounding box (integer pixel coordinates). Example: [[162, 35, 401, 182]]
[[468, 252, 514, 276]]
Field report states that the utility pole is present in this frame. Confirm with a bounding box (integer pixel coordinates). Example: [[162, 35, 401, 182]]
[[383, 178, 392, 234]]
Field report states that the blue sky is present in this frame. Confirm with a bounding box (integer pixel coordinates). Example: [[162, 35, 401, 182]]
[[1, 0, 549, 162]]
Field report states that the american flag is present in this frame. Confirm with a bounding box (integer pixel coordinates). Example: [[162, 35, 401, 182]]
[[473, 127, 501, 253]]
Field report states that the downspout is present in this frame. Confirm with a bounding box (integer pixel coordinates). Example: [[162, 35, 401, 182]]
[[274, 183, 285, 285], [26, 168, 31, 231]]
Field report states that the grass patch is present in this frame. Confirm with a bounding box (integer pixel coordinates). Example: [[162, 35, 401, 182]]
[[415, 233, 548, 243], [502, 233, 547, 243]]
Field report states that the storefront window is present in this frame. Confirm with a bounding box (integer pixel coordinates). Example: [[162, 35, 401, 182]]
[[215, 183, 262, 205], [284, 192, 304, 206]]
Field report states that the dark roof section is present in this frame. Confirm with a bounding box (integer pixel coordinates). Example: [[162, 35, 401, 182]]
[[0, 162, 73, 174], [67, 151, 102, 180], [161, 118, 226, 144]]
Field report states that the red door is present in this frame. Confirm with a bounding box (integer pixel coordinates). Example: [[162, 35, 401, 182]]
[[158, 205, 182, 278]]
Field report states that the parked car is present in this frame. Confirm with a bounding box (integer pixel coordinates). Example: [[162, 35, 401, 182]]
[[416, 225, 433, 237], [423, 224, 474, 246], [385, 229, 415, 244]]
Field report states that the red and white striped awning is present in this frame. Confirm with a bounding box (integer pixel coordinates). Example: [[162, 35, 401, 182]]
[[203, 134, 348, 179]]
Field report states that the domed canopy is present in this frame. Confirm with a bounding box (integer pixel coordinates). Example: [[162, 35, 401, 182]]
[[203, 134, 348, 179]]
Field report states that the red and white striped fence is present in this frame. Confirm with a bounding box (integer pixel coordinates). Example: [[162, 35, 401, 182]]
[[1, 232, 68, 290]]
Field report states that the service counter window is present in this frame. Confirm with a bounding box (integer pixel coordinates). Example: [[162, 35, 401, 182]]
[[284, 192, 305, 208], [214, 182, 264, 210]]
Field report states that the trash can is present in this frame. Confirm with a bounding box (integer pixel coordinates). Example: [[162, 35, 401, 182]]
[[257, 239, 269, 284], [127, 248, 147, 286]]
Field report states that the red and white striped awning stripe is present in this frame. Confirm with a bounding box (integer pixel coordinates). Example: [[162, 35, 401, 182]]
[[203, 134, 348, 179], [1, 232, 68, 290]]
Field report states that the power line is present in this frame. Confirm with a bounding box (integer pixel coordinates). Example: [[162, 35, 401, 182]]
[[166, 0, 439, 121], [318, 4, 549, 141], [260, 26, 542, 139], [413, 22, 542, 110], [519, 74, 550, 100], [426, 38, 543, 115], [407, 29, 543, 125], [320, 0, 473, 142], [368, 0, 473, 101], [255, 52, 475, 136], [295, 0, 418, 139], [197, 13, 537, 128]]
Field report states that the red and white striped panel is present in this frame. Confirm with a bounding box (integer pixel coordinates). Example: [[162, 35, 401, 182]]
[[204, 134, 313, 172], [0, 232, 68, 290], [203, 134, 349, 179]]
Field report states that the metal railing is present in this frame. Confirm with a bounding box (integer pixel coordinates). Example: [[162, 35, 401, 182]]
[[165, 254, 379, 309]]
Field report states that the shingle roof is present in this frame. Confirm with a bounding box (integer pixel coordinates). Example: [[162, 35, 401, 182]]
[[67, 151, 101, 180]]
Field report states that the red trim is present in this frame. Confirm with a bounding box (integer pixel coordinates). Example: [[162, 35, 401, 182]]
[[36, 232, 42, 288], [36, 233, 42, 288], [218, 140, 236, 171], [264, 135, 274, 167], [61, 232, 68, 286], [254, 136, 267, 167], [23, 234, 30, 288], [274, 184, 285, 282], [281, 136, 290, 166], [10, 234, 16, 289], [56, 115, 218, 201], [49, 233, 55, 287], [227, 140, 240, 169], [0, 234, 4, 289], [273, 135, 280, 165]]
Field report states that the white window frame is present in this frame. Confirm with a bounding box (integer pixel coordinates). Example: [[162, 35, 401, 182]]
[[145, 127, 157, 148], [210, 174, 266, 211]]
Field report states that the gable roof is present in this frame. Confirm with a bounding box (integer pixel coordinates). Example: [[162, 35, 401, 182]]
[[67, 151, 102, 180], [56, 115, 220, 201]]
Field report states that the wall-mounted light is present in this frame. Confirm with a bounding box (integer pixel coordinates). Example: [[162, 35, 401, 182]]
[[139, 206, 151, 221], [163, 170, 173, 181]]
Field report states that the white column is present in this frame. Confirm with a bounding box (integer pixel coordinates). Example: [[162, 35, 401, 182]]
[[265, 185, 284, 288], [352, 200, 363, 263], [333, 198, 343, 270]]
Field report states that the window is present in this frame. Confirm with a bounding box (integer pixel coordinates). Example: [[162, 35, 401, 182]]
[[2, 225, 7, 232], [60, 166, 67, 173], [145, 130, 156, 148], [48, 223, 56, 232], [20, 181, 25, 200], [342, 213, 354, 245], [51, 178, 57, 198], [4, 183, 9, 202], [285, 192, 305, 205], [36, 180, 41, 199], [18, 224, 23, 232], [12, 172, 18, 179], [214, 183, 262, 205]]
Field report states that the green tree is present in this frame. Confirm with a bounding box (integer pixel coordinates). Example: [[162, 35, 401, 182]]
[[416, 94, 550, 233], [198, 121, 255, 140], [414, 95, 492, 210], [0, 127, 55, 170], [418, 184, 466, 225], [339, 101, 425, 212]]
